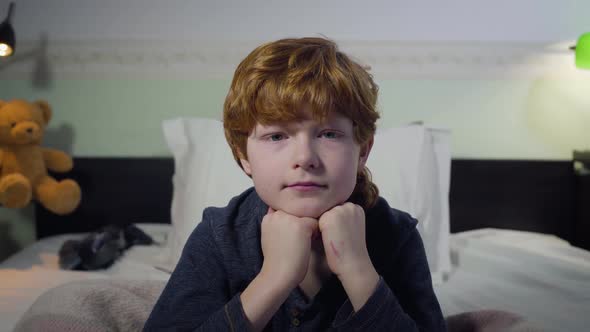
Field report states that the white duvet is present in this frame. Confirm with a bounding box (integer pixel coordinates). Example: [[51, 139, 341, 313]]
[[1, 226, 589, 332], [435, 229, 590, 332]]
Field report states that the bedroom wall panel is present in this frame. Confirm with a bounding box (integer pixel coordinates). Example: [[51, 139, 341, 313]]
[[2, 40, 588, 160]]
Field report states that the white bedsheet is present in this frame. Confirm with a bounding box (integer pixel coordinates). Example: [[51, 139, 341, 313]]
[[0, 224, 172, 332], [1, 227, 589, 332], [435, 228, 590, 332]]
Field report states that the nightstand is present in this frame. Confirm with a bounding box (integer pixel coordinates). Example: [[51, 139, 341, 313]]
[[573, 151, 590, 251]]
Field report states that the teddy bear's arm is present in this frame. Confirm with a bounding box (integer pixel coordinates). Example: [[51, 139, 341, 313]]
[[42, 148, 73, 173]]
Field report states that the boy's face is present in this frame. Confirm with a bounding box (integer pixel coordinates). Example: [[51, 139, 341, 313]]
[[240, 106, 372, 218]]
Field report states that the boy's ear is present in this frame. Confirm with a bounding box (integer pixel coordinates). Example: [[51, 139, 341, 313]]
[[238, 151, 252, 176], [240, 158, 252, 176], [359, 137, 374, 168]]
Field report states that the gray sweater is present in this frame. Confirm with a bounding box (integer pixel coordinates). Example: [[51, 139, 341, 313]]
[[144, 187, 446, 331]]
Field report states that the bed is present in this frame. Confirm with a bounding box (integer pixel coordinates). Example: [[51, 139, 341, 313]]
[[1, 120, 589, 332]]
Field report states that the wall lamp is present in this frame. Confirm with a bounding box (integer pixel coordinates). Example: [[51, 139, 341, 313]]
[[0, 2, 15, 57], [570, 33, 590, 70]]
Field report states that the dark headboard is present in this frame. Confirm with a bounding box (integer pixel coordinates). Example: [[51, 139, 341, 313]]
[[36, 157, 579, 248], [449, 159, 576, 243], [35, 157, 174, 239]]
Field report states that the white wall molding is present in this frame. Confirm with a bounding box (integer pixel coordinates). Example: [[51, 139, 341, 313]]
[[0, 39, 579, 80]]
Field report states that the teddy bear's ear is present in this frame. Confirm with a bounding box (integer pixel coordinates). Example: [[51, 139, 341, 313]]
[[35, 100, 52, 124]]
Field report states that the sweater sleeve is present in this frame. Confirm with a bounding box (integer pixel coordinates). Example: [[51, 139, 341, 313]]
[[143, 215, 250, 331], [331, 228, 447, 331]]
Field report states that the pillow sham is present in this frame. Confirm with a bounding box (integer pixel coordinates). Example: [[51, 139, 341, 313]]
[[367, 125, 451, 284], [163, 118, 251, 268]]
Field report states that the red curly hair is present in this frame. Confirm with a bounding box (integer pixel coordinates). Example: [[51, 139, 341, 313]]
[[223, 37, 380, 208]]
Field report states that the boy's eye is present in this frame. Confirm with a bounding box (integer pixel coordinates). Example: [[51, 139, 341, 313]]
[[269, 133, 285, 141], [320, 131, 340, 139]]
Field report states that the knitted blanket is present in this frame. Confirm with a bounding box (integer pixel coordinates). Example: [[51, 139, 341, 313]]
[[14, 279, 543, 332], [14, 279, 164, 332]]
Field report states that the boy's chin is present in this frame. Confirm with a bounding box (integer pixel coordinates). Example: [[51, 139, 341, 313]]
[[274, 204, 334, 219]]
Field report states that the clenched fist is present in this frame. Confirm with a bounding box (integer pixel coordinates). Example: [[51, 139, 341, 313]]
[[318, 202, 379, 311], [260, 207, 319, 289]]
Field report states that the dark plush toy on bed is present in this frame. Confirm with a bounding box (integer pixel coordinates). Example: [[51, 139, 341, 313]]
[[0, 99, 81, 215], [58, 224, 155, 270]]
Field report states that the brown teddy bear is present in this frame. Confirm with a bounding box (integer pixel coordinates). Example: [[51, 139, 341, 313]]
[[0, 99, 81, 215]]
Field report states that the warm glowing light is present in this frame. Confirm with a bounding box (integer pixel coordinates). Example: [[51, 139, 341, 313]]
[[526, 75, 590, 152], [0, 43, 13, 56]]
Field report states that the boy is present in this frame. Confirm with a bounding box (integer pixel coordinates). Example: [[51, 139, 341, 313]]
[[144, 37, 446, 331]]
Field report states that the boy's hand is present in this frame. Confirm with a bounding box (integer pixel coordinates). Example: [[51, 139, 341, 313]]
[[318, 203, 379, 311], [260, 207, 319, 289], [318, 203, 372, 277]]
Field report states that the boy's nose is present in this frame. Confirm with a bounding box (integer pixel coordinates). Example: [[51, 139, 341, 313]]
[[292, 139, 320, 170]]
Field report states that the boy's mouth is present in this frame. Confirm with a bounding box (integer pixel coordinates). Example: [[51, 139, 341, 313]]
[[286, 182, 327, 192]]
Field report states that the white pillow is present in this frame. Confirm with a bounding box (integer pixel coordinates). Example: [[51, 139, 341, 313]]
[[163, 118, 251, 267], [367, 125, 451, 284], [163, 118, 451, 283]]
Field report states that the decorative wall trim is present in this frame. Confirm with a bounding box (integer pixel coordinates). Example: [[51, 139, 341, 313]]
[[0, 39, 580, 80]]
